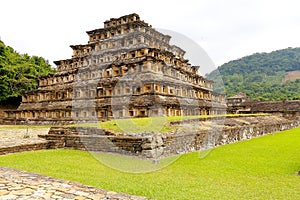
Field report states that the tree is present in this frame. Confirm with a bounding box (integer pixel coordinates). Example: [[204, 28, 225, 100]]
[[0, 40, 55, 101]]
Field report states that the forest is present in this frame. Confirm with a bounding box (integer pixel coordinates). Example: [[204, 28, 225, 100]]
[[206, 47, 300, 100], [0, 40, 55, 102]]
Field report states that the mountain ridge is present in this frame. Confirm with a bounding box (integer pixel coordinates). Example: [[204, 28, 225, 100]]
[[206, 47, 300, 100]]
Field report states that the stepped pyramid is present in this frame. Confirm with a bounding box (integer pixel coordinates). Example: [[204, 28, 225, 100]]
[[5, 13, 226, 124]]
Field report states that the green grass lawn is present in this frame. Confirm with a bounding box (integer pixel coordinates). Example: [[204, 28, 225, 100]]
[[0, 127, 299, 199], [75, 113, 267, 134]]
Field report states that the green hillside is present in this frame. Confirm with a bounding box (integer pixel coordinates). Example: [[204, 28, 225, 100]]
[[0, 40, 55, 101], [206, 47, 300, 100]]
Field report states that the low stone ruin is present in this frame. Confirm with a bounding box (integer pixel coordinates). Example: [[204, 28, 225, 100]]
[[38, 115, 300, 159]]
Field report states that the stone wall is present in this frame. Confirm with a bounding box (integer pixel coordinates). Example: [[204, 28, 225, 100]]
[[162, 119, 300, 157], [39, 116, 300, 159], [0, 142, 49, 155], [250, 100, 300, 113], [248, 100, 300, 118], [39, 126, 146, 156]]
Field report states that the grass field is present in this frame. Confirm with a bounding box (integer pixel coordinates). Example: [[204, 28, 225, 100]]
[[0, 127, 299, 199]]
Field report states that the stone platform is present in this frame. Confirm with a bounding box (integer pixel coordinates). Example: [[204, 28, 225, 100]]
[[0, 126, 49, 155], [0, 126, 49, 148]]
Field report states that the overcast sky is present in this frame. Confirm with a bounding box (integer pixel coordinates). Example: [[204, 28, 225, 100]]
[[1, 0, 300, 75]]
